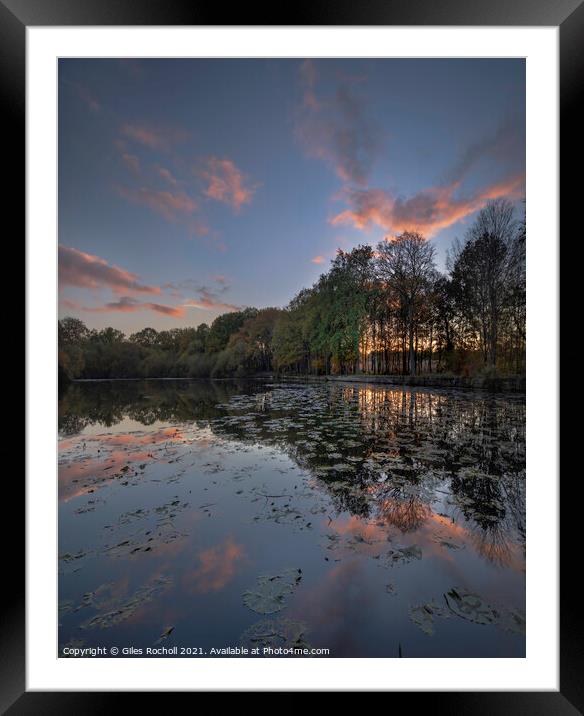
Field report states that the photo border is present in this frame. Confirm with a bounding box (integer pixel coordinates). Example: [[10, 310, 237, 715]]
[[6, 0, 581, 708]]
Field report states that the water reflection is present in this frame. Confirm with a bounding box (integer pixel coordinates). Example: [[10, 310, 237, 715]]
[[185, 537, 247, 594], [59, 380, 525, 657]]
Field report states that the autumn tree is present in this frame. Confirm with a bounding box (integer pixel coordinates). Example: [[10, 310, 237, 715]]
[[129, 327, 159, 347]]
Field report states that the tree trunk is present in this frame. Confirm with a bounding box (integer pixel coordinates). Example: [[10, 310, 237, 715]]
[[408, 304, 415, 376]]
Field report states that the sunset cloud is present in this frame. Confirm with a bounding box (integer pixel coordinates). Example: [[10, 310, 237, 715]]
[[297, 64, 524, 240], [198, 157, 256, 212], [183, 287, 240, 313], [83, 296, 185, 317], [444, 115, 524, 187], [163, 275, 239, 313], [212, 274, 229, 287], [121, 123, 189, 151], [76, 84, 100, 112], [157, 166, 178, 186], [330, 174, 525, 237], [113, 145, 213, 238], [297, 59, 381, 186], [147, 302, 185, 317], [59, 298, 82, 312], [121, 153, 140, 175], [311, 255, 326, 264], [115, 185, 199, 224], [63, 80, 100, 112], [59, 245, 160, 295]]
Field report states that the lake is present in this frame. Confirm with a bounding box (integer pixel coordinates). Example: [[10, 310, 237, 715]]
[[58, 379, 526, 658]]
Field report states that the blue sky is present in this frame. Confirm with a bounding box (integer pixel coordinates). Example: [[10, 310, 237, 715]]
[[58, 58, 525, 334]]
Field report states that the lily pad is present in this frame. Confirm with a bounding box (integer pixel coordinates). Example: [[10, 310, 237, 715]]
[[409, 601, 449, 635], [242, 568, 302, 615], [81, 576, 171, 629], [501, 608, 526, 635], [382, 544, 422, 566], [444, 587, 500, 625], [240, 618, 311, 654], [58, 599, 75, 615]]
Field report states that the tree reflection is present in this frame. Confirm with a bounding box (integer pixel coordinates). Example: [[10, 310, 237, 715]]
[[58, 380, 255, 435], [59, 379, 525, 566], [377, 496, 432, 533]]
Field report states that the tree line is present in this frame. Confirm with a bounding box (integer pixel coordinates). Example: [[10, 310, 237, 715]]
[[59, 199, 525, 382]]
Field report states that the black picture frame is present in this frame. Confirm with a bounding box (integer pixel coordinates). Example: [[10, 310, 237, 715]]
[[6, 0, 581, 709]]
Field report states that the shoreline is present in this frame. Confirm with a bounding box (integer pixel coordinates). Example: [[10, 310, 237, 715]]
[[70, 372, 525, 393], [321, 373, 525, 393]]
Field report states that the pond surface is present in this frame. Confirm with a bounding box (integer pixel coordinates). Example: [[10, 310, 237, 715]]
[[58, 379, 525, 658]]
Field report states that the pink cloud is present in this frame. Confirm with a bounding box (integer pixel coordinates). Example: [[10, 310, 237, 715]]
[[82, 296, 185, 318], [76, 84, 100, 112], [157, 166, 178, 186], [212, 274, 229, 287], [198, 157, 256, 212], [121, 153, 140, 175], [115, 185, 198, 223], [330, 174, 525, 237], [121, 123, 189, 151], [311, 255, 326, 264], [296, 60, 381, 186], [183, 286, 240, 313], [59, 298, 81, 312], [58, 245, 160, 295], [299, 59, 321, 111]]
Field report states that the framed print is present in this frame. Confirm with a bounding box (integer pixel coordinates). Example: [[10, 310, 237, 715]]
[[6, 0, 581, 708]]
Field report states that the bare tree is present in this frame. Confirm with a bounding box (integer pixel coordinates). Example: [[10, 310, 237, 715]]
[[376, 232, 436, 375], [450, 199, 523, 368]]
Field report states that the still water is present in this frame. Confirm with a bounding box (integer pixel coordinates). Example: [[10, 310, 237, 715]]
[[58, 379, 525, 658]]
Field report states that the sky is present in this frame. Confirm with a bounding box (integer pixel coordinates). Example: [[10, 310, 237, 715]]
[[58, 58, 525, 334]]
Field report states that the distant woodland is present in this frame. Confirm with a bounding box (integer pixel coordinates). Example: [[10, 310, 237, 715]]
[[59, 199, 525, 382]]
